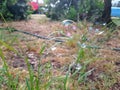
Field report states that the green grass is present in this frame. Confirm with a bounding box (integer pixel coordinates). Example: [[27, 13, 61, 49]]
[[112, 18, 120, 26]]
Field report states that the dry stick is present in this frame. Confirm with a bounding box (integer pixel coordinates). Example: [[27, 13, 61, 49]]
[[112, 48, 120, 51], [1, 27, 120, 52], [78, 42, 120, 52], [0, 27, 65, 42], [87, 45, 120, 52]]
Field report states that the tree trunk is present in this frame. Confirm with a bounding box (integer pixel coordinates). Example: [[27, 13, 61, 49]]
[[95, 0, 112, 24], [101, 0, 112, 24]]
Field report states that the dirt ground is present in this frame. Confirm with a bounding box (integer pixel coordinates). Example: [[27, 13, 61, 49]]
[[0, 14, 120, 89]]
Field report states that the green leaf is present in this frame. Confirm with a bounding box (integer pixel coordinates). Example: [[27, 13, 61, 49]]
[[39, 44, 46, 55], [76, 48, 84, 63], [0, 40, 16, 53]]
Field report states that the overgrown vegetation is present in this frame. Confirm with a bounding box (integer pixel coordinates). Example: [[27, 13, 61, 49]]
[[0, 0, 13, 20], [0, 15, 120, 89], [45, 0, 104, 21], [0, 0, 30, 20], [0, 0, 120, 89]]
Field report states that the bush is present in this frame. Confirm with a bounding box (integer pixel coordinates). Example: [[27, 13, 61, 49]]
[[66, 7, 77, 21], [0, 0, 13, 20], [0, 0, 30, 20], [45, 0, 104, 22]]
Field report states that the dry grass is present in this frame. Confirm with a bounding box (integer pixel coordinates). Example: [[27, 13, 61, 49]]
[[0, 15, 120, 89]]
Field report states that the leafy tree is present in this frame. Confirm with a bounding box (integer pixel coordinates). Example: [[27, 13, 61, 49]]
[[67, 7, 77, 21], [95, 0, 117, 27], [45, 0, 104, 21], [98, 0, 112, 24], [45, 0, 69, 20]]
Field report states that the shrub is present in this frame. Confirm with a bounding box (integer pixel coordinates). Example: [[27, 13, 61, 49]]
[[0, 0, 13, 20], [0, 0, 30, 20], [45, 0, 104, 22], [66, 7, 77, 21]]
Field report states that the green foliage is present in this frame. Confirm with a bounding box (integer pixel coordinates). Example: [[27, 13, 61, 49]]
[[0, 0, 13, 20], [76, 48, 85, 63], [45, 0, 104, 21], [87, 0, 104, 21], [0, 39, 19, 90], [66, 7, 77, 21], [45, 0, 68, 20], [0, 0, 30, 20]]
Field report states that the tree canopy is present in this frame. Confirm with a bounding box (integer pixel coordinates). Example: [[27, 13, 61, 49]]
[[45, 0, 104, 22]]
